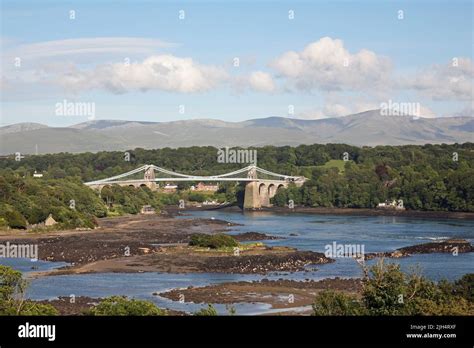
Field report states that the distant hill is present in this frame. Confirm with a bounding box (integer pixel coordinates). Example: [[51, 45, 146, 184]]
[[0, 122, 48, 135], [1, 110, 472, 155]]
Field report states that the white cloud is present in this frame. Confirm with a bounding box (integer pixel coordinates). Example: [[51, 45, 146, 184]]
[[404, 58, 473, 101], [270, 37, 392, 92], [55, 55, 228, 94], [296, 96, 379, 119], [4, 37, 176, 61], [295, 93, 438, 120], [417, 105, 437, 118], [248, 71, 275, 92]]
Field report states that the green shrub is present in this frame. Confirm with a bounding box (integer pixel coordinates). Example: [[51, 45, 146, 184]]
[[89, 296, 167, 316], [312, 290, 366, 316], [0, 265, 58, 315], [454, 273, 474, 302], [194, 304, 218, 316], [15, 302, 59, 316], [362, 261, 409, 315], [312, 261, 474, 316], [361, 261, 474, 315], [188, 192, 206, 202], [4, 210, 27, 229], [189, 233, 238, 249]]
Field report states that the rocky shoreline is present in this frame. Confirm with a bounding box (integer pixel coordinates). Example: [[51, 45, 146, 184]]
[[198, 205, 474, 220], [0, 214, 333, 275], [158, 278, 362, 314], [232, 232, 284, 241], [39, 245, 333, 275], [0, 211, 470, 316], [365, 239, 474, 260], [37, 296, 187, 316]]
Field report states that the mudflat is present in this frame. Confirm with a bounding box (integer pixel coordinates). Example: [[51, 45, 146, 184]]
[[0, 214, 332, 276], [158, 278, 363, 315]]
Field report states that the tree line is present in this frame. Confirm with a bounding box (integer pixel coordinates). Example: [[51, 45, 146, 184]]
[[0, 143, 473, 229]]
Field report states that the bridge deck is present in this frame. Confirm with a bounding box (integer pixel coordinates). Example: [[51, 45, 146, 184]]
[[85, 178, 293, 185], [83, 164, 305, 187]]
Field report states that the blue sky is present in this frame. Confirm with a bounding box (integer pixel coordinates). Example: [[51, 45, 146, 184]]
[[1, 0, 473, 126]]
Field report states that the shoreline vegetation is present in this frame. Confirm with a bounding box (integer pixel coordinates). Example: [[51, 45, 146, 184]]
[[0, 213, 472, 316], [0, 143, 473, 316], [1, 205, 473, 238], [2, 260, 473, 316], [0, 213, 472, 276], [0, 143, 473, 231]]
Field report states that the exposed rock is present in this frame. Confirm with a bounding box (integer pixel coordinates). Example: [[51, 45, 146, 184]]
[[365, 239, 473, 260], [232, 232, 284, 241], [198, 250, 333, 274]]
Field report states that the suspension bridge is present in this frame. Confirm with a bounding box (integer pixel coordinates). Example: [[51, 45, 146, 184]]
[[84, 164, 306, 209]]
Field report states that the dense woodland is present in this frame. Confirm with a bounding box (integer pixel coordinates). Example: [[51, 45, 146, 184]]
[[0, 143, 473, 229]]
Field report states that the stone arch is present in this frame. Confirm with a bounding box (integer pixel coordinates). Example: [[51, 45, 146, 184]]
[[259, 183, 269, 206], [268, 184, 276, 198], [259, 183, 267, 196]]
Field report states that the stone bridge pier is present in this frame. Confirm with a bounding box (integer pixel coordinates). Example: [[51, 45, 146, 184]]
[[84, 164, 306, 210], [243, 181, 289, 209]]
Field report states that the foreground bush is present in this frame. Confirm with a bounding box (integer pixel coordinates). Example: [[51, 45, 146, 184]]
[[194, 304, 218, 316], [189, 233, 238, 249], [453, 273, 474, 302], [89, 296, 166, 316], [313, 261, 474, 316], [312, 290, 367, 315], [4, 210, 27, 229], [0, 265, 58, 315]]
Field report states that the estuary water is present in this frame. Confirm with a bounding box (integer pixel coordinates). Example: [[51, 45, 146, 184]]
[[2, 211, 473, 315]]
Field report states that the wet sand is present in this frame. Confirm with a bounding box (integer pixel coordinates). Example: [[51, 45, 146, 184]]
[[3, 208, 472, 315], [0, 214, 332, 275], [158, 278, 362, 315]]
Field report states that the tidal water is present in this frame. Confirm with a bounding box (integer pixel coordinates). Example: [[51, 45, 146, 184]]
[[2, 211, 473, 315]]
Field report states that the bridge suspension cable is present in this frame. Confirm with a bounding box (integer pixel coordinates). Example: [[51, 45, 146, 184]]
[[86, 165, 149, 184], [149, 165, 206, 179], [211, 165, 254, 178], [84, 164, 305, 185], [255, 166, 302, 180]]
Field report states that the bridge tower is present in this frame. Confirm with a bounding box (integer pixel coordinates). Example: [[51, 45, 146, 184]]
[[247, 165, 257, 179], [143, 165, 157, 190], [84, 164, 305, 206], [144, 166, 155, 180]]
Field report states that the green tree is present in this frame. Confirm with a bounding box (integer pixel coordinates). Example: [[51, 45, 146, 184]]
[[312, 290, 366, 316], [189, 234, 238, 249], [4, 210, 27, 229], [0, 266, 58, 315], [194, 304, 218, 316], [89, 296, 167, 316], [271, 188, 287, 207], [312, 261, 474, 316]]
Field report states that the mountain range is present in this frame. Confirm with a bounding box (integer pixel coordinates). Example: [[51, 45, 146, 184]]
[[0, 110, 472, 155]]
